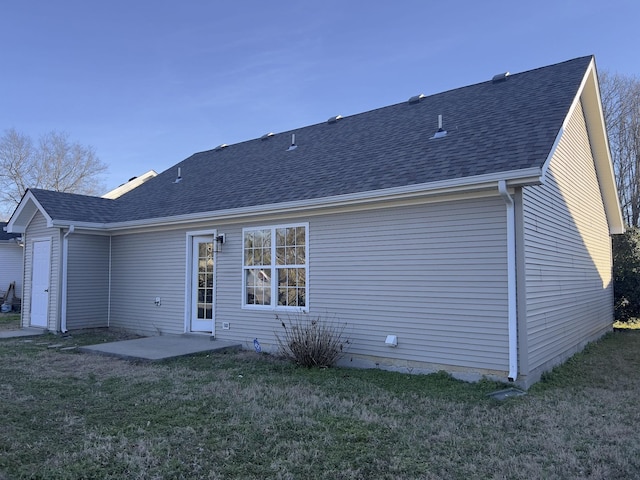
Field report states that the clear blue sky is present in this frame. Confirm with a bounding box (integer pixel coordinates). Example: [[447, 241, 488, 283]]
[[1, 0, 638, 192]]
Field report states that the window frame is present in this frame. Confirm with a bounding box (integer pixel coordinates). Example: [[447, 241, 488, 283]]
[[242, 222, 309, 312]]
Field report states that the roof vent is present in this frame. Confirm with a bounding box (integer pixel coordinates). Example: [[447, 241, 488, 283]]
[[286, 134, 298, 151], [408, 94, 425, 104], [430, 115, 447, 139], [327, 115, 343, 124], [215, 143, 228, 151], [492, 72, 510, 83], [174, 167, 182, 184], [261, 132, 274, 140]]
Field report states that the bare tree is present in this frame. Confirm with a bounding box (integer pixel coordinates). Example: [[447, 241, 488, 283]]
[[0, 129, 108, 219], [600, 71, 640, 226]]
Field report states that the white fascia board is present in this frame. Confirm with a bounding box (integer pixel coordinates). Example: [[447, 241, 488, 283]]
[[51, 167, 542, 233], [6, 191, 53, 233], [581, 61, 625, 234], [540, 60, 593, 182], [47, 221, 112, 235], [541, 58, 624, 234]]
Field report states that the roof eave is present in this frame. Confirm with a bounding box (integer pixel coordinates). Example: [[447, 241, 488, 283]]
[[51, 168, 543, 232], [6, 191, 54, 234]]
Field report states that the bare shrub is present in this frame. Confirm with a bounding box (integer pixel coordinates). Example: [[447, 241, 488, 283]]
[[275, 313, 350, 368]]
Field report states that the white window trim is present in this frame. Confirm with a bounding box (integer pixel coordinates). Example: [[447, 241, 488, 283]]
[[242, 222, 309, 312]]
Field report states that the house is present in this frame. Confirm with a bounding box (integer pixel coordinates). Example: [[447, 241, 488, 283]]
[[0, 222, 23, 307], [6, 56, 624, 387], [101, 170, 158, 199]]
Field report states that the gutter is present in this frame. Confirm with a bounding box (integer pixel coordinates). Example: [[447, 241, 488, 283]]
[[60, 225, 75, 333], [498, 181, 518, 381], [47, 167, 543, 233]]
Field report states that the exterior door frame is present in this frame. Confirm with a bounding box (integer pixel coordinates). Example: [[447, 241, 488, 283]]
[[30, 238, 52, 329], [185, 230, 217, 335]]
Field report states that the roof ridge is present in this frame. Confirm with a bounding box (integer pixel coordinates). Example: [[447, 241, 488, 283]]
[[189, 56, 594, 156], [20, 55, 594, 226], [29, 188, 115, 201]]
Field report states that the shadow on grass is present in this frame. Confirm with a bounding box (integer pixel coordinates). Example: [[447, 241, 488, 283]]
[[532, 330, 640, 391]]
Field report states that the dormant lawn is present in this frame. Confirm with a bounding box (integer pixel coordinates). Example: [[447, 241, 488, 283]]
[[1, 324, 639, 479]]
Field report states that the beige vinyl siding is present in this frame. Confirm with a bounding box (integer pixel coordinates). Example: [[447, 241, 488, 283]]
[[106, 196, 509, 372], [66, 234, 110, 329], [109, 228, 188, 335], [22, 211, 59, 330], [523, 99, 613, 372], [213, 223, 250, 344], [213, 197, 510, 372], [0, 243, 23, 298]]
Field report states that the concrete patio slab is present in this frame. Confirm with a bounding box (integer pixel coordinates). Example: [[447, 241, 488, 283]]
[[79, 335, 242, 361], [0, 327, 46, 339]]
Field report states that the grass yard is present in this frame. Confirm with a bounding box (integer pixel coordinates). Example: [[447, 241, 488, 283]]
[[1, 330, 640, 479], [0, 313, 20, 330]]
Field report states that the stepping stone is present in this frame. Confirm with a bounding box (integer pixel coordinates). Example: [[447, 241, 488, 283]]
[[47, 344, 64, 349], [35, 342, 50, 345], [487, 387, 526, 401], [22, 339, 34, 343], [60, 346, 77, 351]]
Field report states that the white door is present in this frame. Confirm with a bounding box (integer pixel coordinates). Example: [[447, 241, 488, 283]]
[[190, 236, 215, 333], [31, 240, 51, 328]]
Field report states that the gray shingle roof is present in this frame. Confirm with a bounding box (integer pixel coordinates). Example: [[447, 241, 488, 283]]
[[31, 56, 593, 225], [0, 222, 21, 241], [29, 189, 117, 224]]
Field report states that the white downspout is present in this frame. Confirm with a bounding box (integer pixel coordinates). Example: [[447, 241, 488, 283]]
[[107, 236, 112, 327], [60, 225, 75, 333], [498, 181, 518, 381]]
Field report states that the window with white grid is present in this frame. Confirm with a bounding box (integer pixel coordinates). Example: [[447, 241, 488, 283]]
[[243, 223, 308, 311]]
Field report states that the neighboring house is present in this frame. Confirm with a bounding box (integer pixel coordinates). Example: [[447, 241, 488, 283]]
[[102, 170, 158, 199], [0, 222, 23, 303], [6, 56, 624, 387]]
